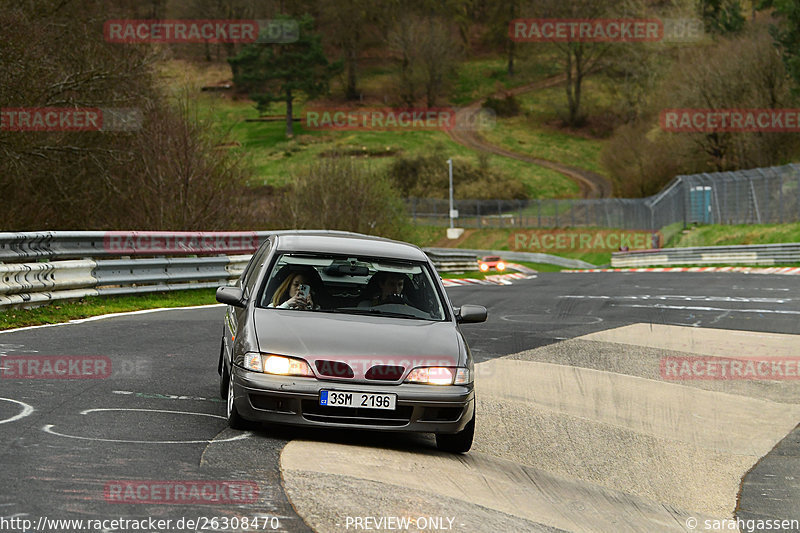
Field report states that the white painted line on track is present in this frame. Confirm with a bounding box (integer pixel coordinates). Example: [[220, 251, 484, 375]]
[[0, 304, 225, 335], [562, 294, 790, 303], [614, 303, 800, 315], [0, 398, 34, 425], [42, 408, 250, 444]]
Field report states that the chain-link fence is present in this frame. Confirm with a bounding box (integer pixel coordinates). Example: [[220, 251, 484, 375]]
[[407, 164, 800, 230]]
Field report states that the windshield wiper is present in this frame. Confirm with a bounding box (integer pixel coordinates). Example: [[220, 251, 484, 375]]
[[331, 308, 422, 320]]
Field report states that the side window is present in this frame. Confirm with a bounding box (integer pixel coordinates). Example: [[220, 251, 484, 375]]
[[242, 242, 271, 297]]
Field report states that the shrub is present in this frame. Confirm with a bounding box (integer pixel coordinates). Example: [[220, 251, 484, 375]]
[[276, 155, 410, 239], [386, 151, 528, 199], [482, 95, 521, 118]]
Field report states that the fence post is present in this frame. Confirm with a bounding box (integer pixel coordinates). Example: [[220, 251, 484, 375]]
[[555, 200, 559, 228], [779, 170, 784, 223], [537, 200, 541, 228], [764, 171, 770, 223]]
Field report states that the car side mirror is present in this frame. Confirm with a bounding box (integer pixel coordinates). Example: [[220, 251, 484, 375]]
[[216, 286, 246, 308], [456, 304, 487, 324]]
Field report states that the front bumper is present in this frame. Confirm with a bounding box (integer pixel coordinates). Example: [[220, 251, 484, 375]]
[[231, 366, 474, 434]]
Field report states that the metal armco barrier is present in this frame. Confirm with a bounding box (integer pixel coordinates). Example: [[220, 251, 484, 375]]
[[424, 248, 596, 269], [422, 249, 480, 272], [0, 231, 266, 262], [1, 231, 557, 308], [612, 243, 800, 267], [0, 230, 355, 307]]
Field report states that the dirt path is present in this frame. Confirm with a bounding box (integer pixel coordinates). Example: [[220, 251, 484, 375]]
[[448, 74, 614, 199]]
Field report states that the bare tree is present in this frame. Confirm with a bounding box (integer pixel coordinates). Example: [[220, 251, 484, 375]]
[[387, 16, 460, 107], [0, 0, 255, 230], [661, 23, 798, 171], [278, 156, 408, 239]]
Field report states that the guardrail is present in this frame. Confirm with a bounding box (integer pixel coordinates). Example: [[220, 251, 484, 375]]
[[422, 249, 480, 272], [424, 248, 596, 270], [2, 231, 558, 308], [611, 243, 800, 267], [0, 230, 365, 308]]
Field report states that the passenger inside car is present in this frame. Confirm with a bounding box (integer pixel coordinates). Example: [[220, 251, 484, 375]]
[[266, 269, 324, 310]]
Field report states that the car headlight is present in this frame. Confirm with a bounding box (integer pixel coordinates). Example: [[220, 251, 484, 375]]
[[497, 262, 505, 270], [406, 367, 471, 385], [479, 263, 489, 272], [243, 353, 314, 377], [244, 352, 263, 372]]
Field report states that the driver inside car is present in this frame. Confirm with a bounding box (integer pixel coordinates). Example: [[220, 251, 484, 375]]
[[359, 272, 410, 307]]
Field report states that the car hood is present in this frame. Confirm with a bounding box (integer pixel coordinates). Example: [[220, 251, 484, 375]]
[[253, 309, 463, 379]]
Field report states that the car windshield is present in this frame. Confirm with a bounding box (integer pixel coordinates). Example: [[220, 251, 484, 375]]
[[256, 253, 447, 321]]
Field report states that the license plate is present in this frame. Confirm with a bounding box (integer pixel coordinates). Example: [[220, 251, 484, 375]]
[[319, 390, 396, 410]]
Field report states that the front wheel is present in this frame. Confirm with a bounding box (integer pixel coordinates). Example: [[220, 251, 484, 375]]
[[435, 405, 475, 454], [225, 365, 248, 430]]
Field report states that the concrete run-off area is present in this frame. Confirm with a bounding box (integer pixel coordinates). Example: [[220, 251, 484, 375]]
[[280, 324, 800, 532]]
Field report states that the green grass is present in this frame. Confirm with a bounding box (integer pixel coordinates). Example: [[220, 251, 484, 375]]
[[480, 78, 612, 179], [404, 222, 800, 268], [160, 55, 579, 197], [196, 91, 577, 197], [450, 54, 562, 105], [0, 289, 218, 331], [669, 223, 800, 248]]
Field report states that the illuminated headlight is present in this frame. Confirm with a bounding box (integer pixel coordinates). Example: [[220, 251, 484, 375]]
[[263, 355, 314, 377], [406, 367, 471, 385], [497, 262, 506, 271], [243, 353, 314, 377], [479, 263, 489, 272]]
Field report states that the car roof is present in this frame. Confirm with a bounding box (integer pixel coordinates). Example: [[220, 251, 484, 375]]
[[271, 231, 429, 261]]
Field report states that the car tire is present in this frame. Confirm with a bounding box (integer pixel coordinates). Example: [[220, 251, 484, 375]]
[[435, 405, 475, 454], [225, 365, 248, 430], [218, 340, 227, 399]]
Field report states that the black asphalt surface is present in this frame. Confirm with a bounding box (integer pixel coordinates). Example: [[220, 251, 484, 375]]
[[0, 271, 798, 532]]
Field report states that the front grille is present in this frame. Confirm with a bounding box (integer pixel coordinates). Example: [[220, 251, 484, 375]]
[[301, 400, 412, 426], [314, 360, 354, 378], [365, 365, 404, 381]]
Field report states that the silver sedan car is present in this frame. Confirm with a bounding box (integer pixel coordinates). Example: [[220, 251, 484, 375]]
[[215, 232, 487, 453]]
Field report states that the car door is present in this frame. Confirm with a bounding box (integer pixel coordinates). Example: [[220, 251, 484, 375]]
[[223, 239, 272, 366]]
